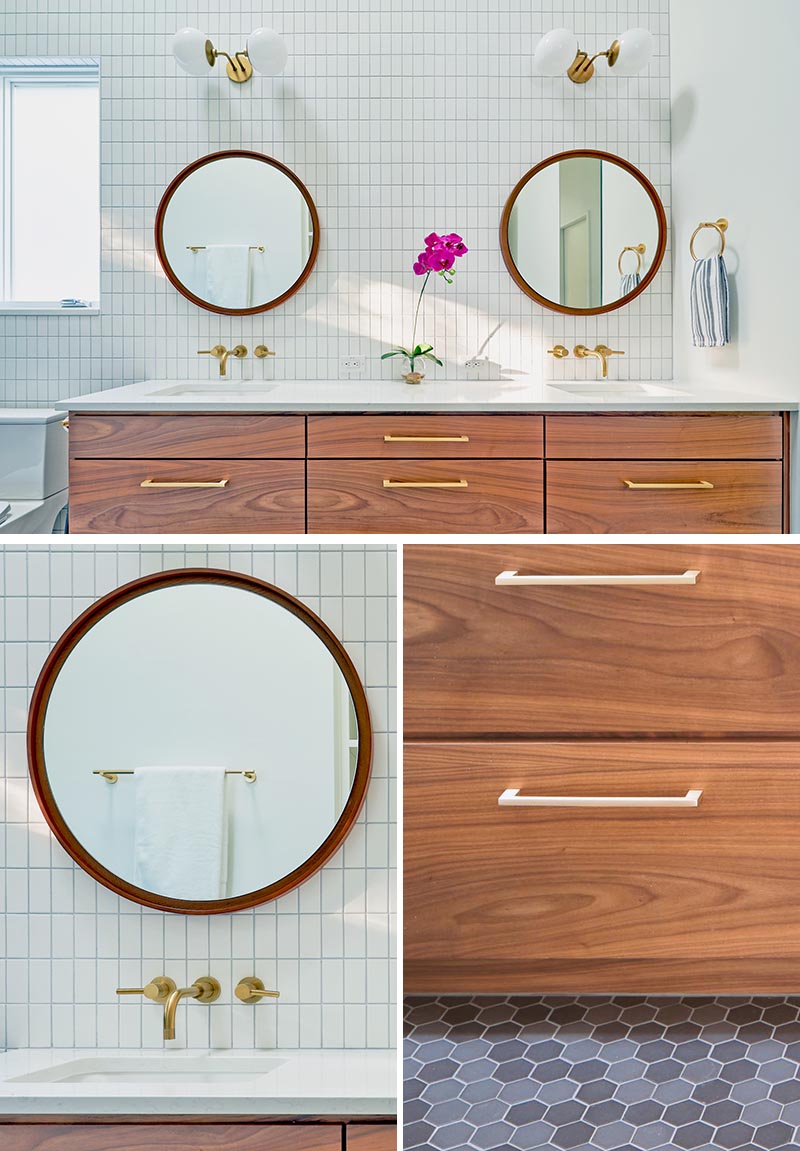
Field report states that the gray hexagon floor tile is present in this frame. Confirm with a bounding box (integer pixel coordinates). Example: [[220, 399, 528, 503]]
[[404, 997, 800, 1149]]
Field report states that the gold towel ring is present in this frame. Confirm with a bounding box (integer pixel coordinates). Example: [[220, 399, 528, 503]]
[[690, 218, 728, 261], [618, 243, 646, 276]]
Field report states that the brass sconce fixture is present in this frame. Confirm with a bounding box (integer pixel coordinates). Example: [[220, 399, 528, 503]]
[[172, 27, 288, 84], [533, 27, 654, 84]]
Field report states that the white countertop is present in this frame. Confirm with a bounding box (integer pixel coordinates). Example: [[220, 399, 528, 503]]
[[56, 378, 800, 413], [0, 1048, 396, 1116]]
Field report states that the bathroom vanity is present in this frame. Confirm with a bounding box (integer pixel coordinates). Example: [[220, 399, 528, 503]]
[[404, 544, 800, 994], [58, 382, 796, 534]]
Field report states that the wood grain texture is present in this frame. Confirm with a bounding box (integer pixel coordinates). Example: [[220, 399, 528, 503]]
[[68, 459, 305, 533], [346, 1125, 397, 1149], [403, 544, 800, 738], [545, 412, 784, 459], [0, 1124, 341, 1150], [307, 414, 543, 458], [404, 741, 800, 992], [546, 460, 783, 533], [307, 460, 543, 534], [69, 414, 306, 459]]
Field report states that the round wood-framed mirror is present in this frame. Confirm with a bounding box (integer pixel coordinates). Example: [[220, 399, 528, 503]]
[[27, 569, 371, 915], [155, 150, 320, 316], [500, 149, 667, 316]]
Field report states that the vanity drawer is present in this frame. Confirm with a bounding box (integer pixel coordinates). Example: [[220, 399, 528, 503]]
[[404, 543, 800, 738], [307, 414, 543, 458], [546, 412, 784, 459], [69, 413, 306, 459], [68, 459, 305, 533], [0, 1123, 342, 1150], [346, 1125, 397, 1149], [405, 740, 800, 993], [546, 460, 784, 533], [307, 460, 543, 533]]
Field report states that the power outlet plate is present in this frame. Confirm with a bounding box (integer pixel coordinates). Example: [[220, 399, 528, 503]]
[[464, 358, 488, 378], [340, 356, 364, 373]]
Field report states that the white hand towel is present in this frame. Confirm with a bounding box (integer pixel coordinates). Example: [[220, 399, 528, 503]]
[[619, 271, 640, 296], [133, 766, 228, 900], [690, 254, 730, 347], [205, 245, 252, 310]]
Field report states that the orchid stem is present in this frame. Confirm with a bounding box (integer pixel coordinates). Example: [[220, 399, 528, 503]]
[[410, 271, 430, 362]]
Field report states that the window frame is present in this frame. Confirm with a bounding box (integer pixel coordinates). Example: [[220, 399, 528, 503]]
[[0, 58, 100, 315]]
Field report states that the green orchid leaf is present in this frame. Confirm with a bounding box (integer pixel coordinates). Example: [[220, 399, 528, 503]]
[[423, 353, 444, 366], [381, 351, 405, 360], [414, 343, 433, 355]]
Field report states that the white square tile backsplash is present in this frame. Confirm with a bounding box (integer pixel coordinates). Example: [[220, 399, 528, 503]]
[[0, 543, 396, 1050], [1, 0, 670, 405]]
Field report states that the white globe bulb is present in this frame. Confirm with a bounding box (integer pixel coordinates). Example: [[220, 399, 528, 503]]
[[247, 27, 288, 76], [172, 27, 212, 76], [613, 27, 654, 76], [532, 28, 578, 77]]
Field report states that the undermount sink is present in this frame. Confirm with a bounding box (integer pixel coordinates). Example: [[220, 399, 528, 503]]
[[9, 1054, 286, 1085], [549, 381, 688, 398], [150, 383, 278, 398]]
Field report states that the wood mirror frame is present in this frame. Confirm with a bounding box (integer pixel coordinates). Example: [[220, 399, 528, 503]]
[[27, 568, 372, 915], [499, 149, 668, 317], [154, 150, 320, 316]]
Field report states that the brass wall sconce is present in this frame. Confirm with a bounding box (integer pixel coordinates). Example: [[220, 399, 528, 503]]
[[172, 27, 288, 84], [533, 27, 654, 84]]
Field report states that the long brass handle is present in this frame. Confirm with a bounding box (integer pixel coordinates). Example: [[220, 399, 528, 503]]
[[495, 570, 700, 587], [116, 976, 176, 1003], [140, 479, 229, 489], [235, 977, 281, 1003], [383, 434, 470, 443], [383, 479, 468, 488], [623, 479, 714, 490], [499, 788, 703, 808]]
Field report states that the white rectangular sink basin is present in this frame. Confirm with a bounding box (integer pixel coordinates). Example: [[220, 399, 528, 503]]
[[151, 383, 278, 398], [9, 1055, 286, 1085], [550, 381, 688, 398]]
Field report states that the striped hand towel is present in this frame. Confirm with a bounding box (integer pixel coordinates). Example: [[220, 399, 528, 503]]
[[619, 272, 640, 296], [690, 254, 730, 347]]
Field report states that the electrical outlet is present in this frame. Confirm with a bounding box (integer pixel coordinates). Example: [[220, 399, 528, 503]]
[[464, 358, 483, 371], [340, 356, 364, 372]]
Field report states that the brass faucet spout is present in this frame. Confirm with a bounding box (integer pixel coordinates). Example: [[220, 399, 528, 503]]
[[162, 976, 221, 1041], [574, 343, 625, 379]]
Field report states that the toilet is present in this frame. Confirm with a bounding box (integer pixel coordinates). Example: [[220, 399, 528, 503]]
[[0, 410, 69, 534]]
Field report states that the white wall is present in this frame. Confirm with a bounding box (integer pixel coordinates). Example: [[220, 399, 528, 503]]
[[671, 0, 800, 392]]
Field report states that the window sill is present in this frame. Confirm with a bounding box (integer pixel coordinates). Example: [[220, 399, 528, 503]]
[[0, 304, 100, 316]]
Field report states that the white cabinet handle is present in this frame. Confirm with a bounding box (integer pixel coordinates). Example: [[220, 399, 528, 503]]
[[495, 570, 700, 587], [498, 788, 703, 808]]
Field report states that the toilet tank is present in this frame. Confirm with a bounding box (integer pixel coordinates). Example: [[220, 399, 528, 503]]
[[0, 410, 69, 499]]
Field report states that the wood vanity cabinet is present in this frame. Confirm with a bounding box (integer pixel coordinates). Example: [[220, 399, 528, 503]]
[[404, 544, 800, 994], [66, 410, 788, 534], [0, 1118, 395, 1150]]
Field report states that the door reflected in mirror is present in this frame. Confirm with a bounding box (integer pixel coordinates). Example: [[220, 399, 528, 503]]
[[155, 151, 320, 316], [28, 571, 371, 914], [501, 150, 666, 316]]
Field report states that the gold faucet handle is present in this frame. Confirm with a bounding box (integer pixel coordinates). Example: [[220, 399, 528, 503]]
[[254, 345, 276, 358], [595, 344, 625, 357], [547, 345, 570, 359], [235, 977, 280, 1003], [116, 976, 176, 1003], [197, 345, 227, 359]]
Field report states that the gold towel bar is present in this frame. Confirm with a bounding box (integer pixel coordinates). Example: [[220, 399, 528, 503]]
[[617, 243, 646, 276], [93, 770, 257, 784], [187, 245, 265, 252], [690, 218, 728, 261]]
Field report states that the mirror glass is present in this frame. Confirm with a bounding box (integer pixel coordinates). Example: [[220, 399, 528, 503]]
[[501, 151, 665, 315], [155, 151, 319, 315], [30, 574, 369, 912]]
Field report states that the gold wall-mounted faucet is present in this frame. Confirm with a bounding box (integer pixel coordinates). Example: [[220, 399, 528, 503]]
[[116, 976, 176, 1003], [197, 344, 248, 377], [547, 345, 570, 360], [574, 343, 625, 379], [235, 976, 281, 1003], [163, 976, 221, 1041]]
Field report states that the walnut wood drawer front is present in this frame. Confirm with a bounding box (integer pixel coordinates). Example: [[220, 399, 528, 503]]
[[405, 741, 800, 994], [307, 414, 543, 458], [69, 459, 305, 533], [546, 460, 784, 533], [346, 1125, 397, 1149], [0, 1124, 342, 1150], [69, 414, 306, 458], [404, 543, 800, 738], [307, 460, 543, 534], [546, 412, 784, 459]]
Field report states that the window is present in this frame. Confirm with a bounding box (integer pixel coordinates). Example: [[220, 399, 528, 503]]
[[1, 58, 100, 312]]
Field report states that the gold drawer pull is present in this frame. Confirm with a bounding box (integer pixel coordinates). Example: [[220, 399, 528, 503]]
[[495, 570, 700, 587], [383, 434, 469, 443], [140, 479, 229, 489], [623, 479, 714, 490], [499, 788, 703, 808], [383, 479, 469, 489]]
